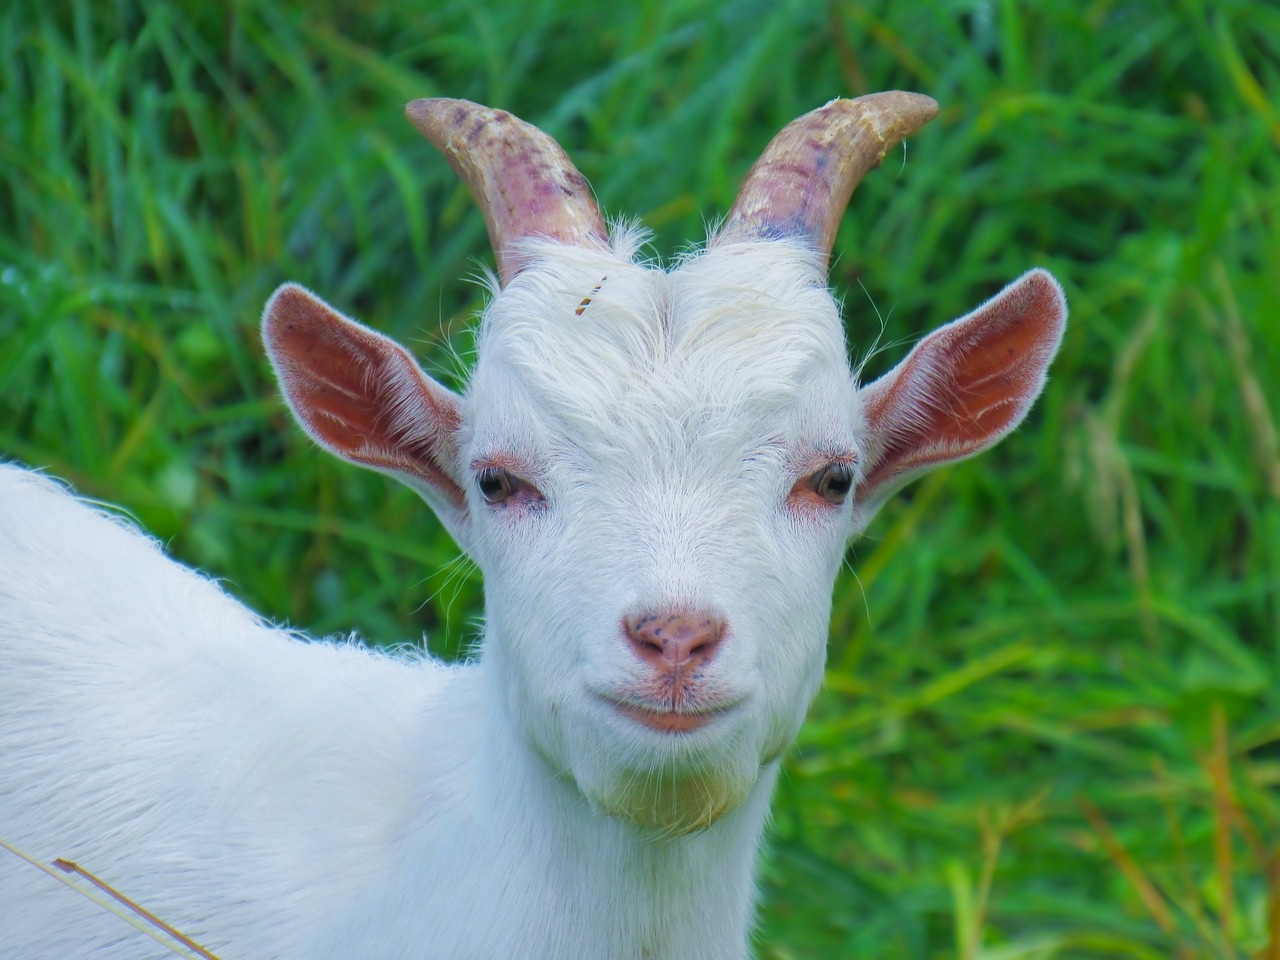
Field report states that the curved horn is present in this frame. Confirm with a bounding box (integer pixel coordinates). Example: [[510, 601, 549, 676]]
[[714, 92, 939, 270], [406, 98, 609, 286]]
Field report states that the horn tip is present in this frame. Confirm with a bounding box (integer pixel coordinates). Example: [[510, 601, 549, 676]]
[[405, 97, 490, 144], [405, 97, 443, 140], [841, 91, 939, 139], [404, 97, 441, 123]]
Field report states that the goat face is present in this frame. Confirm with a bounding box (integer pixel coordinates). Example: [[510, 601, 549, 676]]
[[264, 95, 1066, 835], [464, 240, 858, 831]]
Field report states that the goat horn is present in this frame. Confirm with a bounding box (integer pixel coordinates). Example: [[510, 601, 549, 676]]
[[714, 92, 939, 270], [406, 98, 609, 286]]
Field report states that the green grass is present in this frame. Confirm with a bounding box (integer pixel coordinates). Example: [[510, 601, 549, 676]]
[[2, 0, 1278, 956]]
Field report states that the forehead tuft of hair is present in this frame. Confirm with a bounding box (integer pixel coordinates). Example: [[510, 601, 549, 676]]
[[472, 235, 854, 439]]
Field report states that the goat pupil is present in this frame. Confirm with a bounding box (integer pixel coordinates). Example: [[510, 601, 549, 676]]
[[478, 468, 510, 502], [817, 464, 853, 501]]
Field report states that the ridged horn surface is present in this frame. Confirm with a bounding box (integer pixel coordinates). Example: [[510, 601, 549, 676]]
[[406, 98, 608, 286], [715, 92, 939, 269]]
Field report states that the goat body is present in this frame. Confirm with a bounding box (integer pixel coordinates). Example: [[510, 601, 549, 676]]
[[0, 93, 1066, 959]]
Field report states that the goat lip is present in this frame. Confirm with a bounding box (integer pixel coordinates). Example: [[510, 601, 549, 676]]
[[598, 696, 738, 734]]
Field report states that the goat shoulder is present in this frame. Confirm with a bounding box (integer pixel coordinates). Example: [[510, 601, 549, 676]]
[[0, 465, 468, 957]]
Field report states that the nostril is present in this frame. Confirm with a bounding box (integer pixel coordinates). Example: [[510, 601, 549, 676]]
[[624, 609, 725, 670], [639, 636, 664, 656], [686, 636, 712, 658]]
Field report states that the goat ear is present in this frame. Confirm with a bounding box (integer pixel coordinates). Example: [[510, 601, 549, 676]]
[[262, 284, 471, 545], [853, 268, 1067, 530]]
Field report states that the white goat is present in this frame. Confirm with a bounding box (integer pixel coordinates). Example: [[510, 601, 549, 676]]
[[0, 92, 1066, 959]]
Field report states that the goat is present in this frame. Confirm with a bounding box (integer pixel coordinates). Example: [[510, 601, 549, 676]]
[[0, 92, 1066, 959]]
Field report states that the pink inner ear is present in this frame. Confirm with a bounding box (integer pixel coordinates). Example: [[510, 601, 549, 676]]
[[858, 269, 1067, 498], [264, 285, 466, 509]]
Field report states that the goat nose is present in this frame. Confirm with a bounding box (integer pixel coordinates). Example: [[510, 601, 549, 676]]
[[624, 611, 724, 670]]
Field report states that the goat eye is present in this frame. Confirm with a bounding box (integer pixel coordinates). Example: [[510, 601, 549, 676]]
[[476, 467, 545, 508], [811, 463, 854, 504], [477, 468, 515, 504]]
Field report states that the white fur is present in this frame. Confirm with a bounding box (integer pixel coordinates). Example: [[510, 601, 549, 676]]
[[0, 233, 1062, 958]]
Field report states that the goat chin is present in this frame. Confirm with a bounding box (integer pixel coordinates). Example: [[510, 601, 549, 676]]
[[568, 721, 763, 836], [596, 771, 753, 836]]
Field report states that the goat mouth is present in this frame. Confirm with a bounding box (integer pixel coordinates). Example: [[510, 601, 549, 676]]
[[600, 696, 738, 735]]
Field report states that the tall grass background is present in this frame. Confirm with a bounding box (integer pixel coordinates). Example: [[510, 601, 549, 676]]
[[1, 0, 1277, 956]]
